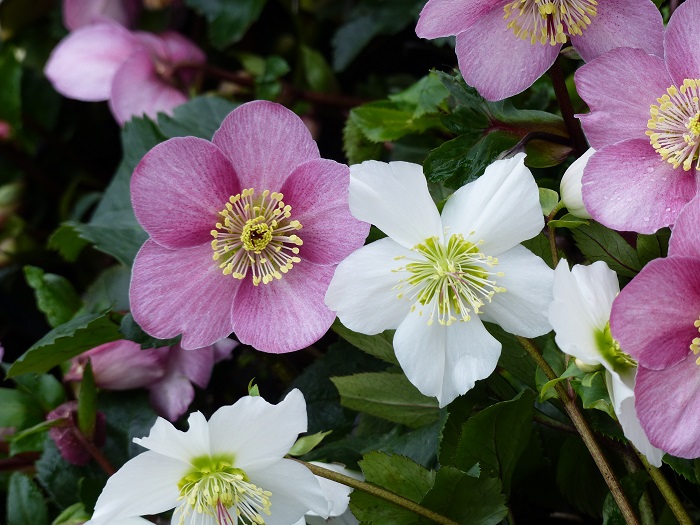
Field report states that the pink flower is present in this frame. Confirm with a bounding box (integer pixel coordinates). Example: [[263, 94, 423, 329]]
[[62, 0, 141, 30], [66, 339, 237, 421], [415, 0, 663, 101], [610, 196, 700, 458], [47, 401, 107, 466], [575, 0, 700, 233], [44, 23, 204, 125], [0, 121, 11, 141], [129, 101, 370, 353]]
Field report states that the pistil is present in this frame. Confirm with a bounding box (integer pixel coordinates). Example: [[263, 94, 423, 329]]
[[503, 0, 598, 46]]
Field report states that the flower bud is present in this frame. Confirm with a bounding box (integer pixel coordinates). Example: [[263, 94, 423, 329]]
[[560, 148, 595, 219], [47, 401, 106, 466]]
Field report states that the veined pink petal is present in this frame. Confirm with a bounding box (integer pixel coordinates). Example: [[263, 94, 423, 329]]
[[63, 0, 141, 30], [669, 197, 700, 258], [279, 159, 369, 266], [109, 49, 187, 125], [581, 139, 696, 233], [130, 240, 239, 350], [570, 0, 663, 62], [231, 261, 336, 353], [415, 0, 501, 39], [636, 358, 700, 459], [575, 48, 671, 149], [212, 101, 320, 192], [610, 256, 700, 370], [454, 8, 559, 101], [44, 23, 139, 101], [131, 137, 241, 249], [664, 0, 700, 86]]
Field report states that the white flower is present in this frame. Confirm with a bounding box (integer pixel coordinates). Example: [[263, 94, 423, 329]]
[[86, 389, 329, 525], [325, 153, 554, 407], [559, 148, 594, 220], [293, 463, 361, 525], [548, 260, 663, 466]]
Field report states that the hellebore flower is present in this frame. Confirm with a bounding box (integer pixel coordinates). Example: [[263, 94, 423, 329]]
[[130, 101, 369, 353], [325, 154, 553, 407], [560, 148, 594, 219], [548, 260, 663, 466], [576, 0, 700, 233], [294, 463, 361, 525], [611, 197, 700, 458], [62, 0, 141, 30], [66, 339, 236, 421], [86, 390, 330, 525], [415, 0, 663, 101], [44, 22, 204, 125]]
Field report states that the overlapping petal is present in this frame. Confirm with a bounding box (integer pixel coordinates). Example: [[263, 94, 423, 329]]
[[415, 0, 499, 39], [664, 0, 700, 86], [669, 197, 700, 258]]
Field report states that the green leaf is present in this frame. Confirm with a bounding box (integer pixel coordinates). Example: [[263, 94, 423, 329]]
[[184, 0, 268, 48], [82, 265, 131, 313], [8, 312, 122, 377], [23, 266, 82, 328], [419, 467, 508, 525], [7, 473, 49, 525], [119, 313, 180, 349], [77, 360, 97, 440], [424, 131, 519, 189], [636, 228, 670, 266], [47, 223, 89, 262], [50, 503, 91, 525], [388, 73, 449, 118], [157, 96, 238, 139], [332, 372, 440, 428], [350, 102, 442, 143], [521, 232, 559, 269], [572, 222, 641, 278], [343, 118, 383, 165], [556, 435, 608, 516], [0, 46, 22, 129], [0, 388, 43, 429], [539, 188, 559, 216], [449, 390, 536, 493], [11, 372, 66, 412], [256, 56, 290, 100], [538, 360, 584, 402], [300, 45, 339, 93], [575, 370, 615, 419], [332, 320, 398, 365], [288, 430, 332, 457], [351, 452, 435, 524], [547, 213, 589, 229]]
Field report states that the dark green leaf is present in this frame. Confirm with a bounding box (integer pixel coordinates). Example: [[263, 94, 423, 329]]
[[343, 118, 383, 164], [332, 320, 398, 365], [47, 223, 89, 262], [637, 228, 670, 266], [0, 46, 22, 129], [0, 388, 43, 429], [23, 266, 82, 328], [119, 313, 181, 349], [388, 73, 449, 118], [256, 56, 290, 100], [547, 213, 589, 229], [158, 96, 238, 139], [350, 102, 442, 143], [556, 435, 608, 516], [7, 473, 49, 525], [521, 232, 559, 269], [184, 0, 268, 48], [12, 372, 66, 412], [77, 361, 97, 440], [8, 312, 122, 377], [300, 45, 339, 93], [82, 265, 131, 314], [572, 222, 641, 278]]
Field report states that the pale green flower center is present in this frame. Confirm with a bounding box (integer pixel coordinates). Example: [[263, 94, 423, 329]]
[[689, 317, 700, 365], [176, 454, 272, 525], [393, 234, 505, 326], [646, 79, 700, 171], [595, 322, 636, 372], [210, 188, 303, 286], [503, 0, 597, 46]]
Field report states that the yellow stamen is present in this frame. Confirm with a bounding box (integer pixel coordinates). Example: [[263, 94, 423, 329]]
[[503, 0, 597, 46]]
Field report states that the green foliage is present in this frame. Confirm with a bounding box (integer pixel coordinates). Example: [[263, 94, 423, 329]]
[[288, 430, 332, 456], [183, 0, 268, 48], [572, 222, 641, 277], [77, 361, 97, 440], [300, 45, 339, 93], [636, 228, 670, 266], [556, 436, 609, 517], [157, 96, 239, 139], [0, 388, 44, 429], [119, 313, 181, 349], [539, 188, 559, 216], [23, 266, 82, 328], [0, 46, 22, 130], [331, 371, 440, 428], [332, 320, 399, 366], [7, 473, 49, 525], [547, 213, 589, 229]]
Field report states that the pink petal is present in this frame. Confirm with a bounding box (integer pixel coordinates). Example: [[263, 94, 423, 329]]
[[575, 48, 672, 149], [636, 357, 700, 459], [278, 159, 369, 266], [149, 372, 195, 422], [570, 0, 663, 62], [610, 256, 700, 370], [664, 0, 700, 86], [158, 31, 206, 65], [213, 338, 238, 363], [231, 261, 336, 353], [167, 344, 215, 388], [453, 7, 559, 101], [130, 240, 239, 350], [44, 23, 139, 101], [212, 101, 320, 192], [669, 197, 700, 258], [63, 0, 141, 30], [582, 139, 696, 233], [415, 0, 501, 39], [109, 49, 188, 125], [131, 136, 241, 249]]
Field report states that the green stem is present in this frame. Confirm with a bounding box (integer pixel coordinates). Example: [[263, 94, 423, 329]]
[[294, 459, 460, 525], [517, 337, 640, 525], [637, 453, 693, 525]]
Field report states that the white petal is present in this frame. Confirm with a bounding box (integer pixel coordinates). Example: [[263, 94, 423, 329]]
[[560, 148, 595, 219], [247, 459, 329, 524], [133, 412, 210, 463], [349, 161, 442, 249], [606, 371, 664, 467], [440, 153, 543, 255], [325, 237, 413, 334], [208, 389, 307, 470], [307, 463, 362, 517], [394, 307, 501, 407], [548, 260, 619, 367], [479, 245, 554, 337], [90, 451, 187, 522]]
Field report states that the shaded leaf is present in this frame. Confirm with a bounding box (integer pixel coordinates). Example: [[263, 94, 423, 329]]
[[572, 222, 641, 278], [23, 266, 82, 328], [7, 473, 49, 525]]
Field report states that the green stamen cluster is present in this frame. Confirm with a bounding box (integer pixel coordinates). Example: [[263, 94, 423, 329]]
[[595, 322, 636, 372]]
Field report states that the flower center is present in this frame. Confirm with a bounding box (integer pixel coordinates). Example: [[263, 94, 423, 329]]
[[393, 234, 506, 326], [689, 317, 700, 364], [646, 79, 700, 171], [595, 322, 636, 372], [176, 455, 272, 525], [211, 188, 303, 286], [503, 0, 597, 46]]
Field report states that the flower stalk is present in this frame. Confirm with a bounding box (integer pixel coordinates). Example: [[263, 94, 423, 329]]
[[296, 459, 460, 525], [517, 336, 640, 525], [637, 453, 693, 525], [548, 57, 588, 157]]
